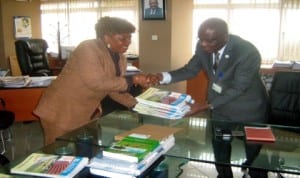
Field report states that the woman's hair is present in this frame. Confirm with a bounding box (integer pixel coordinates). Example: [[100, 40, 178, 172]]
[[95, 16, 136, 38]]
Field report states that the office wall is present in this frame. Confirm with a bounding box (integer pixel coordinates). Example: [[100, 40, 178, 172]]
[[139, 0, 193, 92], [170, 0, 193, 92], [0, 0, 193, 92], [0, 1, 4, 68], [0, 0, 41, 69]]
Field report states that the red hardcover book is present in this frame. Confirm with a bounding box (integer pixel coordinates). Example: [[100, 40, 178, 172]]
[[244, 126, 276, 142]]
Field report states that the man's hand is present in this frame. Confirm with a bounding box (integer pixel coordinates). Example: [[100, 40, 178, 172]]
[[185, 102, 210, 116]]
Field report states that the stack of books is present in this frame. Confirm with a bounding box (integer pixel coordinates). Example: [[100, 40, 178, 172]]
[[133, 87, 195, 119], [88, 124, 179, 178]]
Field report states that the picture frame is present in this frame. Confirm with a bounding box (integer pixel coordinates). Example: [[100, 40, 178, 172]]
[[13, 16, 32, 39], [142, 0, 166, 20]]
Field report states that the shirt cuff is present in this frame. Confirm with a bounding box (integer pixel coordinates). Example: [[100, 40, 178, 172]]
[[159, 72, 171, 84]]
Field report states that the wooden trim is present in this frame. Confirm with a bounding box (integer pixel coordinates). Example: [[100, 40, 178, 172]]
[[186, 71, 208, 104]]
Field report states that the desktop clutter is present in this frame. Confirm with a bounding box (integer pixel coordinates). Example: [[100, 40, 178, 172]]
[[6, 86, 190, 177], [7, 87, 190, 177], [10, 124, 180, 178], [0, 76, 56, 88], [88, 124, 180, 177]]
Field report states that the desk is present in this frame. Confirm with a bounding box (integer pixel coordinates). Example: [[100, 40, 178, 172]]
[[0, 77, 54, 122], [0, 76, 140, 122], [0, 87, 44, 122], [57, 110, 300, 176], [5, 138, 184, 177]]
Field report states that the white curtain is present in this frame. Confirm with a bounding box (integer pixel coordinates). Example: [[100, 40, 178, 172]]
[[193, 0, 300, 63], [41, 0, 139, 57], [280, 0, 300, 60]]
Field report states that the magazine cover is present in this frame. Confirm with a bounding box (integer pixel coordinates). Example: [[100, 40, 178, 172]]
[[133, 87, 194, 119], [10, 153, 89, 178]]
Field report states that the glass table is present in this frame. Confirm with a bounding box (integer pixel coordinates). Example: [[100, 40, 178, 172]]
[[57, 110, 300, 176], [5, 139, 184, 177]]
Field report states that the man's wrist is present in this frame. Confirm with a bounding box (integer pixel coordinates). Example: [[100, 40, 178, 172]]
[[160, 72, 171, 84]]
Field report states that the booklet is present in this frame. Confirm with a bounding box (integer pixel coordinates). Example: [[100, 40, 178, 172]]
[[103, 136, 160, 163], [114, 124, 181, 142], [244, 126, 276, 142], [10, 153, 89, 178]]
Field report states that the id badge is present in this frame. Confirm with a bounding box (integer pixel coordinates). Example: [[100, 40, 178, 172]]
[[212, 83, 222, 93]]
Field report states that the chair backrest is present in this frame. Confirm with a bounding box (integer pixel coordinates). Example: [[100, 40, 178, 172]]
[[15, 39, 53, 76], [268, 71, 300, 127]]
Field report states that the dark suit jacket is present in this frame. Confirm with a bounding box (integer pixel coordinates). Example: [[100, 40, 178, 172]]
[[169, 35, 268, 122], [144, 7, 163, 18]]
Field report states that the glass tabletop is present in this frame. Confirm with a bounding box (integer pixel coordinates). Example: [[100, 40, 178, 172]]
[[3, 140, 101, 177], [6, 139, 185, 178], [166, 117, 300, 175], [57, 110, 186, 147], [56, 110, 300, 175]]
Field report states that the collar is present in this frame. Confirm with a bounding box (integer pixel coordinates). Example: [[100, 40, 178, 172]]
[[217, 45, 226, 58]]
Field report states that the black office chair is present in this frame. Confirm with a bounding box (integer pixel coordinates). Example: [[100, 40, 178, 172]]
[[267, 71, 300, 178], [15, 38, 53, 76], [268, 71, 300, 127]]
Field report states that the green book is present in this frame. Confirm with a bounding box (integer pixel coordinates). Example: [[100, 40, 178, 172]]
[[103, 136, 160, 163]]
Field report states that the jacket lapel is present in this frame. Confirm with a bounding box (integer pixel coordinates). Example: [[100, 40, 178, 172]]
[[216, 36, 233, 73]]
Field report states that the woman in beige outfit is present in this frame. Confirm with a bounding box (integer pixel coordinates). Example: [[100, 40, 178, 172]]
[[34, 17, 148, 145]]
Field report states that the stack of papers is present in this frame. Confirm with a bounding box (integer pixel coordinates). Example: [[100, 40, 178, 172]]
[[30, 76, 56, 87], [272, 60, 294, 68], [0, 76, 56, 88], [292, 61, 300, 69], [0, 76, 31, 88], [133, 87, 194, 119]]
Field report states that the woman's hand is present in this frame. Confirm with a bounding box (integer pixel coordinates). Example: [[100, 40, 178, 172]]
[[132, 73, 163, 88], [146, 73, 162, 86], [132, 73, 151, 88]]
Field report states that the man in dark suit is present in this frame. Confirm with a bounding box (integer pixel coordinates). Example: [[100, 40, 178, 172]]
[[147, 18, 269, 178], [144, 0, 163, 19], [149, 17, 268, 123]]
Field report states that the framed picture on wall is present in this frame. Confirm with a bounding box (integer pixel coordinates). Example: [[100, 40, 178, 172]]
[[142, 0, 166, 20], [13, 16, 32, 39]]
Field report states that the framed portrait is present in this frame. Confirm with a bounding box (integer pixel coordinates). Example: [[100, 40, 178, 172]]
[[13, 16, 32, 39], [142, 0, 166, 20]]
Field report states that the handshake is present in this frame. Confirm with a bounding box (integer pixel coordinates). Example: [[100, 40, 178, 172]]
[[131, 73, 212, 115], [132, 73, 163, 88]]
